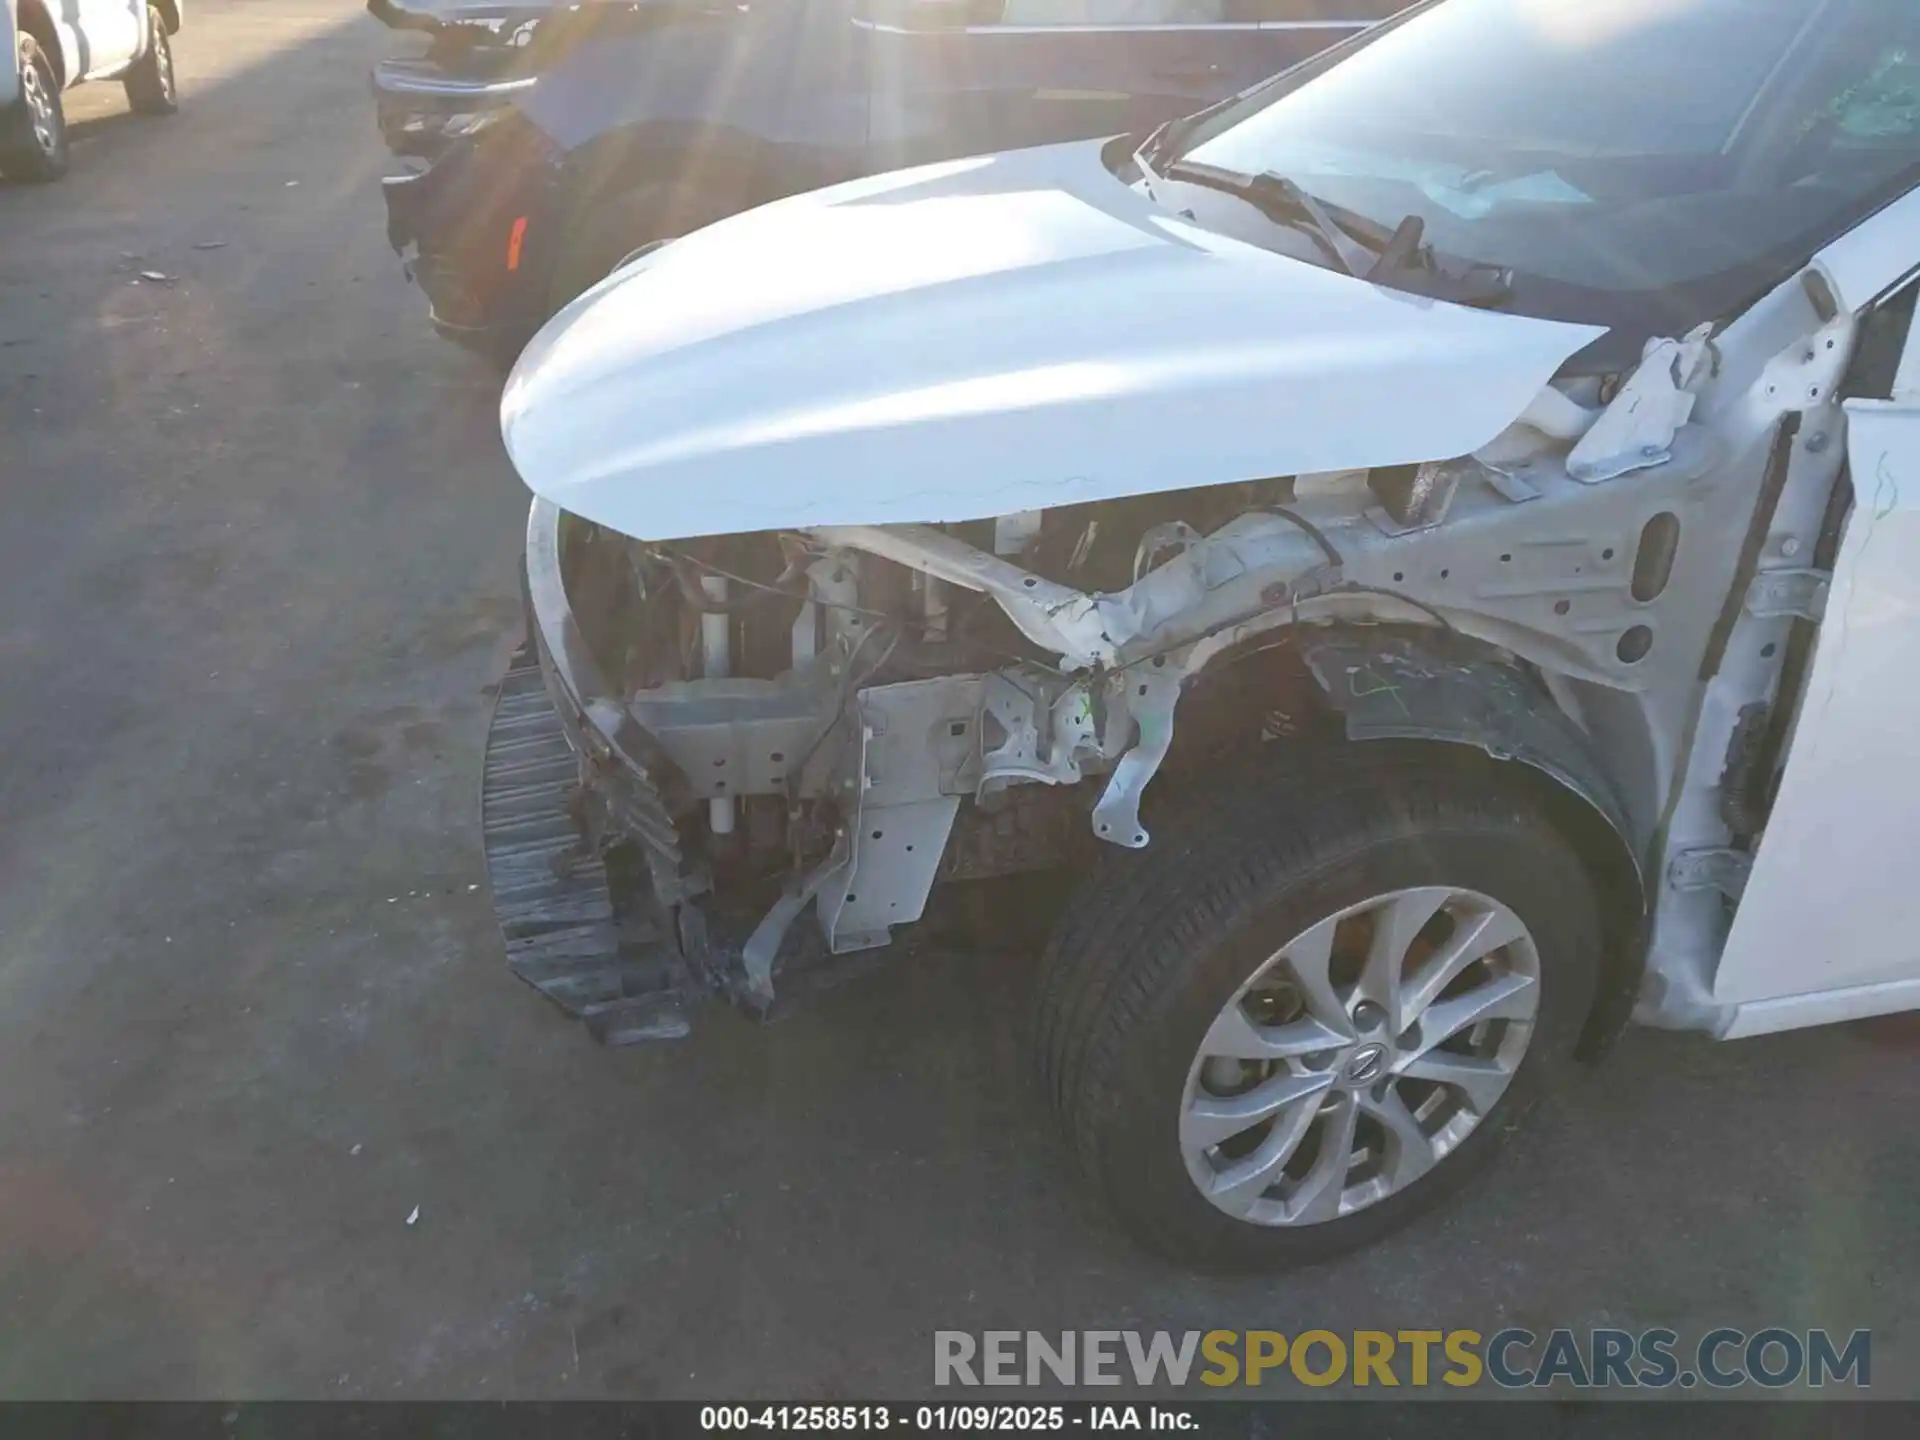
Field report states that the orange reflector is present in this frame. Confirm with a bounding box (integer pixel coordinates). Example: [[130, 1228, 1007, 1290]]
[[506, 215, 529, 272]]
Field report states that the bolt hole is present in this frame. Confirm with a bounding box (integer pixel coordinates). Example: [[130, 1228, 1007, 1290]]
[[1617, 625, 1654, 664], [905, 844, 914, 852], [871, 830, 883, 840], [846, 893, 857, 903], [1499, 553, 1511, 563], [1554, 599, 1571, 616], [1392, 571, 1404, 582], [769, 751, 784, 763], [1761, 642, 1777, 658], [715, 781, 727, 791], [1133, 832, 1146, 845], [713, 758, 726, 767], [1022, 577, 1038, 589], [1439, 568, 1449, 579], [1632, 512, 1681, 602], [1152, 655, 1166, 668], [948, 721, 967, 737], [1098, 823, 1111, 834], [1138, 684, 1149, 696], [1602, 548, 1615, 560]]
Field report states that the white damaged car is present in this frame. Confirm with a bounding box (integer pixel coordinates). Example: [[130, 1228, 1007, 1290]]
[[484, 0, 1920, 1267]]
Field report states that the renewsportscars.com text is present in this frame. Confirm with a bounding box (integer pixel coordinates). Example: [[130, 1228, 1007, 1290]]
[[933, 1328, 1870, 1391]]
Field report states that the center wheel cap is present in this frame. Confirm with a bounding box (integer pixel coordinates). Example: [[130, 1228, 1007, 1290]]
[[1344, 1043, 1389, 1085]]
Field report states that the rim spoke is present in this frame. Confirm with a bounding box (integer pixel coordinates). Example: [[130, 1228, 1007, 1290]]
[[1181, 1070, 1334, 1152], [1275, 913, 1357, 1037], [1399, 904, 1529, 1025], [1183, 886, 1541, 1229], [1199, 1003, 1348, 1064], [1206, 1090, 1325, 1217], [1398, 1050, 1516, 1114], [1284, 1092, 1359, 1224], [1361, 1086, 1436, 1189], [1407, 971, 1537, 1058], [1356, 888, 1452, 1030]]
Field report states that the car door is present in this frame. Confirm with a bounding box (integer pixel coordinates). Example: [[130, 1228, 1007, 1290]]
[[1698, 34, 1920, 1036], [1709, 294, 1920, 1033], [73, 0, 144, 79]]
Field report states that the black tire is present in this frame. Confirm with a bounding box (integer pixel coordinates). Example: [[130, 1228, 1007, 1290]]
[[1035, 745, 1602, 1270], [0, 34, 67, 183], [123, 6, 178, 117]]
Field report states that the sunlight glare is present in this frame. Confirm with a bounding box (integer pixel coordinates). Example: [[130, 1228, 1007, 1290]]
[[1513, 0, 1708, 50]]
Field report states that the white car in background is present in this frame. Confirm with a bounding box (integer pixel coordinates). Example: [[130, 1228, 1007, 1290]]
[[2, 0, 181, 182]]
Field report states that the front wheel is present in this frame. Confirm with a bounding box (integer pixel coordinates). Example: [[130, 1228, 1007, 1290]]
[[0, 34, 68, 182], [124, 6, 179, 116], [1034, 747, 1601, 1270]]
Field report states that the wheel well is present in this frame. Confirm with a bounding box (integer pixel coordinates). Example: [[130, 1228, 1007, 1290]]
[[1171, 639, 1648, 1062], [16, 0, 64, 86], [1492, 749, 1648, 1062]]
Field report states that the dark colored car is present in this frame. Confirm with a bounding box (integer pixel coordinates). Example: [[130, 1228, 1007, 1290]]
[[369, 0, 1397, 362]]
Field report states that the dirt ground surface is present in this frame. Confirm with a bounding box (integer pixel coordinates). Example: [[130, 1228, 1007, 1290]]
[[0, 0, 1914, 1401]]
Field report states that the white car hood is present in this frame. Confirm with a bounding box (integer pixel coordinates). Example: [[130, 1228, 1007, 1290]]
[[501, 141, 1606, 542]]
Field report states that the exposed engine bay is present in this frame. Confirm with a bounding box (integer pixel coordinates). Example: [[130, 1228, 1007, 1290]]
[[553, 477, 1343, 992], [515, 302, 1857, 1037]]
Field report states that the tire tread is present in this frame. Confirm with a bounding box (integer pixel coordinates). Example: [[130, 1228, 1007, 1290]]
[[1034, 743, 1599, 1266]]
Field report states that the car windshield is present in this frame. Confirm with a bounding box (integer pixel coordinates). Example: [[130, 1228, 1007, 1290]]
[[1168, 0, 1920, 302]]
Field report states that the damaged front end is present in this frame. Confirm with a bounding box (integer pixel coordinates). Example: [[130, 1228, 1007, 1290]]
[[493, 492, 1217, 1040], [480, 132, 1867, 1050], [489, 404, 1700, 1044]]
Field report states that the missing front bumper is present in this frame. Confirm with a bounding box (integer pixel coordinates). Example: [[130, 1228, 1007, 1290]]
[[482, 644, 694, 1045]]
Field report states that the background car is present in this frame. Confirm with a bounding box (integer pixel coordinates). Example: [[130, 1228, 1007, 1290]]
[[1, 0, 182, 182], [369, 0, 1399, 364]]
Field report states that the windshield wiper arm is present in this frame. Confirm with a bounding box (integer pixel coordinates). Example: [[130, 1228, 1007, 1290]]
[[1162, 162, 1374, 275], [1158, 161, 1514, 307], [1250, 172, 1382, 278]]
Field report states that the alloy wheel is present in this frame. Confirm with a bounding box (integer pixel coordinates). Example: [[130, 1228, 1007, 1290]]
[[155, 29, 175, 103], [1179, 886, 1541, 1227], [22, 57, 55, 155]]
